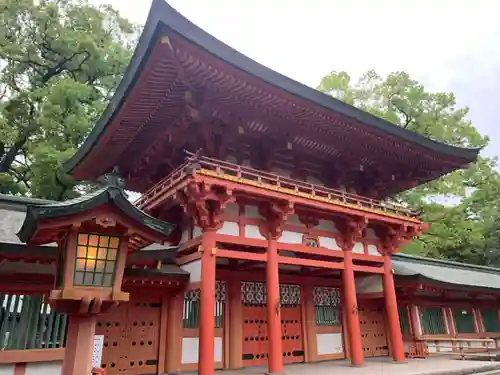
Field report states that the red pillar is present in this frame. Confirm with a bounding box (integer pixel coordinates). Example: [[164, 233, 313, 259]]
[[266, 238, 284, 374], [383, 253, 405, 362], [198, 230, 217, 375], [61, 315, 96, 375], [342, 250, 364, 366]]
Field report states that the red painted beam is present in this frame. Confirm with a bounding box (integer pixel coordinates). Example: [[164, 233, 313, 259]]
[[217, 249, 267, 262], [278, 256, 344, 270]]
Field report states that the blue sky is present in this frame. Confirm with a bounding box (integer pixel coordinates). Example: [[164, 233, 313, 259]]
[[93, 0, 500, 159]]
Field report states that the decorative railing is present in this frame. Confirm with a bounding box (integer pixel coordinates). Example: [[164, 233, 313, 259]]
[[136, 153, 418, 219]]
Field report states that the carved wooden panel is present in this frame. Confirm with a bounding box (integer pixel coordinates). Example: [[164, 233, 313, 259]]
[[358, 302, 389, 358], [95, 296, 161, 375]]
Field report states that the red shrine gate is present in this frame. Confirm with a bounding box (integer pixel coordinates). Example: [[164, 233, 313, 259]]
[[241, 282, 304, 366], [96, 295, 162, 375]]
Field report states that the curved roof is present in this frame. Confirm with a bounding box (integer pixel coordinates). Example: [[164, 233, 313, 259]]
[[65, 0, 480, 183], [17, 185, 174, 243], [393, 253, 500, 291]]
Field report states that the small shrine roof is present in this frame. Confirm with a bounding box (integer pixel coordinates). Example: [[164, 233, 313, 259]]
[[393, 253, 500, 291], [17, 178, 174, 244]]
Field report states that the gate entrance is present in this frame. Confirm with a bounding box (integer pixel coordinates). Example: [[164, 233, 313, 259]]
[[241, 282, 303, 367], [96, 296, 161, 375], [358, 300, 389, 357]]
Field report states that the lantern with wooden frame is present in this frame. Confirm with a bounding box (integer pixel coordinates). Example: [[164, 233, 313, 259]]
[[17, 170, 175, 314]]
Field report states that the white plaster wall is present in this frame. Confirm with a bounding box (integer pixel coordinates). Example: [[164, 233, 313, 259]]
[[181, 260, 202, 283], [355, 276, 383, 294], [352, 242, 364, 254], [217, 222, 239, 236], [244, 205, 262, 219], [279, 231, 303, 244], [26, 362, 62, 375], [316, 333, 344, 355], [181, 337, 223, 364], [193, 226, 202, 238], [318, 237, 341, 250], [286, 214, 304, 227], [245, 225, 265, 240], [367, 244, 381, 256], [317, 220, 337, 232], [224, 202, 239, 217], [180, 229, 190, 244], [0, 365, 13, 375]]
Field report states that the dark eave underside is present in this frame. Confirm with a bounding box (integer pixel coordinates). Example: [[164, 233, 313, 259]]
[[65, 0, 480, 186]]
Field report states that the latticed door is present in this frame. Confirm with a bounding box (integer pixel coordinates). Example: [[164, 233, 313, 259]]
[[241, 282, 268, 366], [241, 282, 304, 366], [96, 296, 161, 375], [280, 284, 303, 364]]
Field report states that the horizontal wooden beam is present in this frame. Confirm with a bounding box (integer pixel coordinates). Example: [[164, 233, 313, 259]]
[[176, 251, 202, 265], [352, 253, 384, 263], [277, 243, 344, 259], [353, 265, 384, 274], [278, 256, 344, 270], [0, 348, 64, 364], [215, 234, 267, 248], [217, 249, 267, 262]]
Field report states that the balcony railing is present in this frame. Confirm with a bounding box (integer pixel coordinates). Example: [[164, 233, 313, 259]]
[[135, 154, 419, 219]]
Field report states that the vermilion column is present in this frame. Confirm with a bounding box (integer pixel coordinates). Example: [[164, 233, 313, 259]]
[[266, 237, 284, 374], [383, 253, 405, 362], [61, 315, 96, 375], [198, 230, 217, 375], [342, 249, 364, 366], [165, 291, 184, 374]]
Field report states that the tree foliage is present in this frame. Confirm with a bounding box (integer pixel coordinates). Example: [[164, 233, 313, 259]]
[[0, 0, 137, 200], [318, 70, 500, 266]]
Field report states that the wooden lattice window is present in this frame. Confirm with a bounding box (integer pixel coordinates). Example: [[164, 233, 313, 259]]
[[183, 281, 226, 329], [481, 309, 500, 332], [453, 308, 474, 334], [0, 293, 67, 350], [398, 306, 410, 335], [421, 307, 445, 335], [75, 233, 119, 287], [313, 287, 340, 326]]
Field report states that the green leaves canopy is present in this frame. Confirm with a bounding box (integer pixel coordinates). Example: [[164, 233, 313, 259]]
[[0, 0, 137, 199]]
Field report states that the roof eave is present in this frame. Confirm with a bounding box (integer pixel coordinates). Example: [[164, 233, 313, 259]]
[[64, 0, 480, 178], [17, 187, 175, 243]]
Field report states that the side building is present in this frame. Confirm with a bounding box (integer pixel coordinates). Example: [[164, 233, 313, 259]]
[[0, 1, 493, 375]]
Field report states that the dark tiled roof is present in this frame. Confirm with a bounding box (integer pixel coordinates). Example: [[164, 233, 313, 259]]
[[65, 0, 480, 177], [393, 253, 500, 290], [17, 186, 174, 243]]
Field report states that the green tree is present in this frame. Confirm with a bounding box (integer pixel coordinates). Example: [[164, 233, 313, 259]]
[[318, 70, 500, 264], [0, 0, 137, 200]]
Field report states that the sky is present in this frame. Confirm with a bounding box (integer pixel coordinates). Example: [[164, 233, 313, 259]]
[[92, 0, 500, 159]]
